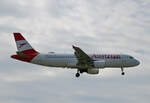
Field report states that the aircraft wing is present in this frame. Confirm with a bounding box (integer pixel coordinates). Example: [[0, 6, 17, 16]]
[[72, 45, 94, 67]]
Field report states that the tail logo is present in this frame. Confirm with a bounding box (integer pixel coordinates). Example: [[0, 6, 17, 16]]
[[18, 43, 27, 49]]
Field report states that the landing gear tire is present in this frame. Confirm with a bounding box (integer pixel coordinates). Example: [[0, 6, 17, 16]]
[[121, 67, 125, 75], [80, 70, 83, 74], [121, 72, 125, 75], [75, 73, 80, 77]]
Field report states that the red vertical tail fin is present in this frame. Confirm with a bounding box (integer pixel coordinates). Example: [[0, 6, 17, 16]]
[[11, 33, 39, 62], [13, 33, 38, 55]]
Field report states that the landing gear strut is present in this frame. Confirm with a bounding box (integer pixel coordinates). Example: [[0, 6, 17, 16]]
[[121, 67, 125, 75], [75, 70, 80, 77]]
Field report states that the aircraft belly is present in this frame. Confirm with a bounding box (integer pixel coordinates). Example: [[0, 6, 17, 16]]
[[45, 58, 68, 67], [105, 59, 122, 67]]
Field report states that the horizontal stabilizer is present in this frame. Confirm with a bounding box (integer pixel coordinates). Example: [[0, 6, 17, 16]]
[[16, 51, 30, 58]]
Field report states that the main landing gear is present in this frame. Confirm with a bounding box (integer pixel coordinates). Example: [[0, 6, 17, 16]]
[[76, 72, 80, 77], [121, 67, 125, 75]]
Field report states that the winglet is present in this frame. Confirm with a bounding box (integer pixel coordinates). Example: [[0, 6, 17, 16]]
[[72, 45, 79, 49]]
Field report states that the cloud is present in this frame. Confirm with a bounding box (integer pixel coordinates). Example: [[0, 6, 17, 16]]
[[0, 0, 150, 103]]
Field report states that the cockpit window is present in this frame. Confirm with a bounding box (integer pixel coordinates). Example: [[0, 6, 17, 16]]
[[129, 56, 133, 59]]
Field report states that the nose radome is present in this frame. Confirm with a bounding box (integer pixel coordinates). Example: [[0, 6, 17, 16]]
[[135, 60, 140, 66]]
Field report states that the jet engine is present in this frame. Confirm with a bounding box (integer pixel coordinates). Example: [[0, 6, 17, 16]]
[[93, 61, 105, 68], [87, 69, 99, 74]]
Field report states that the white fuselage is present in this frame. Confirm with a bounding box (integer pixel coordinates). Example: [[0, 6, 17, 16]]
[[11, 33, 140, 76], [31, 53, 139, 69]]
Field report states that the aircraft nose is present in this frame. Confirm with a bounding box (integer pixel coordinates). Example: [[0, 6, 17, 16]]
[[135, 60, 140, 66]]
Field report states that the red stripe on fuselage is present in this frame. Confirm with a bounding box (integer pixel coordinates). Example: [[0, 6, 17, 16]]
[[14, 33, 25, 41]]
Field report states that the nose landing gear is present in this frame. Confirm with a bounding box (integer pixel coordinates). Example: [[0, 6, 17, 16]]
[[121, 67, 125, 75], [75, 69, 80, 77]]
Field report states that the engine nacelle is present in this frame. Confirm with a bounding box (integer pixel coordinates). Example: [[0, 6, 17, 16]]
[[87, 69, 99, 74], [94, 61, 105, 68]]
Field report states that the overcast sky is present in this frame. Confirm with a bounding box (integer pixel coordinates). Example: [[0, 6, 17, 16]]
[[0, 0, 150, 103]]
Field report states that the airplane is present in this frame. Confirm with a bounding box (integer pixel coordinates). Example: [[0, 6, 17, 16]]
[[11, 33, 140, 77]]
